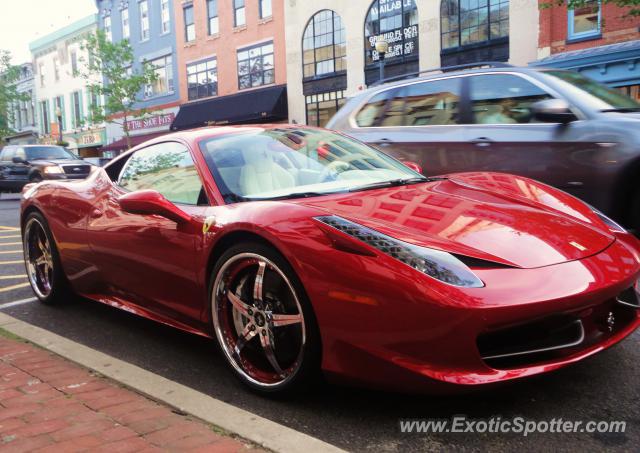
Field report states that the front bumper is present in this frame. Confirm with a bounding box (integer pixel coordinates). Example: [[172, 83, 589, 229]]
[[312, 233, 640, 393]]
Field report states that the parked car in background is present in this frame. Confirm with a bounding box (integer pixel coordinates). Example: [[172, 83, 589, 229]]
[[328, 64, 640, 231], [0, 145, 92, 192]]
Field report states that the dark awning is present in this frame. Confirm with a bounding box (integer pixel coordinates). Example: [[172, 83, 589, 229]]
[[170, 84, 288, 131], [102, 131, 169, 152]]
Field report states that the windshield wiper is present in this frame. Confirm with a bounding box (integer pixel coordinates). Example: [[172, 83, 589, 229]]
[[600, 107, 640, 113], [245, 189, 348, 201], [348, 176, 438, 193]]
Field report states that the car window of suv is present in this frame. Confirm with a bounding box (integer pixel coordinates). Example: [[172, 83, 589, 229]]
[[355, 88, 400, 127], [403, 78, 462, 126], [470, 74, 553, 124], [1, 147, 15, 162], [15, 148, 26, 161], [118, 141, 207, 206]]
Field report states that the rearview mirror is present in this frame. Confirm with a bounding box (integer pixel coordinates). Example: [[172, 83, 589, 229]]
[[531, 99, 577, 124], [12, 156, 26, 164], [118, 190, 192, 224]]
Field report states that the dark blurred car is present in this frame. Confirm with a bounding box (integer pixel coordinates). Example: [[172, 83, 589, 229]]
[[327, 64, 640, 230], [0, 145, 92, 192]]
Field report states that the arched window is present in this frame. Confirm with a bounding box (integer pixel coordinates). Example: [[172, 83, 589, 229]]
[[363, 0, 419, 85], [441, 0, 509, 51], [302, 10, 346, 79]]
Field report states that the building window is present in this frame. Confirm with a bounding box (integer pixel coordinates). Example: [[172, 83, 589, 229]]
[[54, 96, 65, 131], [233, 0, 245, 27], [145, 55, 174, 98], [306, 90, 346, 127], [139, 0, 150, 41], [259, 0, 272, 19], [72, 91, 82, 128], [38, 63, 45, 87], [207, 0, 219, 35], [184, 5, 196, 42], [568, 0, 600, 40], [237, 41, 274, 89], [187, 58, 218, 100], [161, 0, 171, 34], [70, 50, 78, 74], [104, 13, 112, 41], [53, 57, 60, 81], [441, 0, 509, 50], [122, 7, 130, 39], [40, 100, 50, 134], [302, 10, 346, 79]]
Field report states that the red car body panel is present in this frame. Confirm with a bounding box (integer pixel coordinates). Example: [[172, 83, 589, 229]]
[[19, 126, 640, 393]]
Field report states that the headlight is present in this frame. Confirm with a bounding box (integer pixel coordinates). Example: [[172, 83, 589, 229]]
[[43, 166, 64, 174], [315, 215, 484, 288]]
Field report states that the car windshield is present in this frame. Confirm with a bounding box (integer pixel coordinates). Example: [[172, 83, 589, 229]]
[[542, 70, 640, 110], [199, 127, 425, 202], [25, 146, 77, 160]]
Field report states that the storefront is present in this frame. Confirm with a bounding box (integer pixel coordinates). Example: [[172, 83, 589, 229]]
[[531, 40, 640, 102], [364, 0, 420, 86], [170, 85, 288, 131], [104, 108, 178, 156], [66, 128, 107, 158]]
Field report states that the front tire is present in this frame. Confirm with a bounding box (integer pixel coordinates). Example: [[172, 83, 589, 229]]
[[23, 212, 71, 304], [210, 242, 321, 395]]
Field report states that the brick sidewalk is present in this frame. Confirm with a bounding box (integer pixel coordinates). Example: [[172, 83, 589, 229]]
[[0, 335, 263, 452]]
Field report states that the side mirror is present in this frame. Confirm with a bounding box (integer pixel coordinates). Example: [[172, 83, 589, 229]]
[[403, 160, 423, 174], [531, 99, 577, 124], [118, 190, 192, 224], [12, 156, 26, 164]]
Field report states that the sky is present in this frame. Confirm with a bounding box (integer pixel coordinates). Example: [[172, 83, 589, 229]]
[[0, 0, 97, 64]]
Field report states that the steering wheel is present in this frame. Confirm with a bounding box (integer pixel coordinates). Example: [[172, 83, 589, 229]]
[[319, 160, 351, 182]]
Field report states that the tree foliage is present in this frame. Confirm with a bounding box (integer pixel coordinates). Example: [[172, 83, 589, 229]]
[[542, 0, 640, 18], [0, 50, 28, 142], [78, 30, 157, 149]]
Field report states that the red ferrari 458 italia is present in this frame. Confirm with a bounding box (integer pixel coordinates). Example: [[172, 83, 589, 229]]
[[20, 125, 640, 394]]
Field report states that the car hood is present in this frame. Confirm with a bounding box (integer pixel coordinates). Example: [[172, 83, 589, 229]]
[[300, 174, 615, 269], [31, 159, 87, 166]]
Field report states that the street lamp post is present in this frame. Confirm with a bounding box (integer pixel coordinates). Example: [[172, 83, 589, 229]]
[[375, 37, 389, 83], [55, 107, 63, 144]]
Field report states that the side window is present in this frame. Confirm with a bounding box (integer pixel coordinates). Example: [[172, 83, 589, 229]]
[[470, 74, 553, 124], [2, 147, 15, 162], [403, 78, 461, 126], [355, 90, 395, 127], [118, 142, 206, 206], [15, 148, 26, 160]]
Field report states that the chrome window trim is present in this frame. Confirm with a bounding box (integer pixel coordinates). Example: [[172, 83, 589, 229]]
[[347, 71, 586, 130]]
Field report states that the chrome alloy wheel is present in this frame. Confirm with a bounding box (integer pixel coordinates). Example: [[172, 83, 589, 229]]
[[23, 217, 54, 299], [212, 253, 306, 388]]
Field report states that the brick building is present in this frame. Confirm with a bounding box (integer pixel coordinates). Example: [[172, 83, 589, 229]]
[[534, 0, 640, 101], [169, 0, 288, 131]]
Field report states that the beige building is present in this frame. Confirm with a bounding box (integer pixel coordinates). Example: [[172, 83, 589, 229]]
[[285, 0, 539, 126]]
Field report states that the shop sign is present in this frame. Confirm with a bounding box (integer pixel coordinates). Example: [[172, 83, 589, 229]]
[[125, 113, 175, 132]]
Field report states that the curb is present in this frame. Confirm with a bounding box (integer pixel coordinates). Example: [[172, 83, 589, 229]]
[[0, 312, 346, 453]]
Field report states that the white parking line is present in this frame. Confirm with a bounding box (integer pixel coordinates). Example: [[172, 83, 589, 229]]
[[0, 296, 37, 309]]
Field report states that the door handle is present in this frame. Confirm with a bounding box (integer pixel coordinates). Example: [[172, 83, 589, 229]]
[[470, 137, 494, 147], [376, 138, 393, 147]]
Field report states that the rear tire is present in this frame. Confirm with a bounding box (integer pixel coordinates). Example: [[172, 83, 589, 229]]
[[210, 241, 321, 395], [22, 212, 72, 304]]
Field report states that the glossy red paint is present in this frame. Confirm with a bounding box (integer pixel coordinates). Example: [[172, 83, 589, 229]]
[[20, 125, 640, 393]]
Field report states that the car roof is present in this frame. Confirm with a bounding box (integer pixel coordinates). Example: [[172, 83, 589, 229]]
[[359, 65, 549, 96]]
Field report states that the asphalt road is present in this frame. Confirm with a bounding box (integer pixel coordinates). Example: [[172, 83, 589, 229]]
[[0, 194, 639, 452]]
